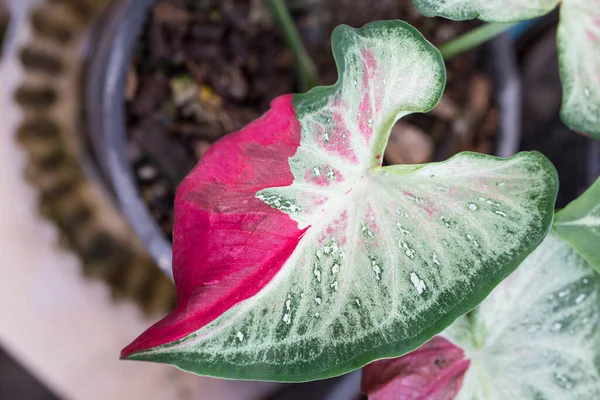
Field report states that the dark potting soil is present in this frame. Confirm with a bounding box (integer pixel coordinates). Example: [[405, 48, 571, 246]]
[[125, 0, 499, 241]]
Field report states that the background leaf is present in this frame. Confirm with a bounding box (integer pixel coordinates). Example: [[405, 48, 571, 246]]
[[412, 0, 558, 22], [558, 0, 600, 137], [554, 177, 600, 272], [413, 0, 600, 137], [123, 21, 558, 382], [444, 234, 600, 400]]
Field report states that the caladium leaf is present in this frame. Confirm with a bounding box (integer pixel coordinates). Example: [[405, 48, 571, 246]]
[[361, 336, 469, 400], [558, 0, 600, 137], [412, 0, 559, 22], [554, 177, 600, 272], [443, 234, 600, 399], [121, 20, 558, 382]]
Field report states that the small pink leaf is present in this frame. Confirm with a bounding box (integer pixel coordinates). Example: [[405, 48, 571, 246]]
[[362, 337, 469, 400]]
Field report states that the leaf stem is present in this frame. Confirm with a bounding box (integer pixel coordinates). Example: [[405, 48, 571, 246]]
[[438, 22, 518, 60], [269, 0, 319, 92]]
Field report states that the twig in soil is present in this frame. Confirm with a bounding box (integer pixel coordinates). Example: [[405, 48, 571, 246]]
[[438, 22, 517, 60], [269, 0, 319, 92]]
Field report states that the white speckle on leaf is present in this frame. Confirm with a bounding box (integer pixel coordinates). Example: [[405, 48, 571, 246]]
[[558, 289, 570, 298], [399, 241, 415, 259], [314, 297, 322, 305], [410, 272, 426, 295], [236, 331, 244, 342], [467, 203, 478, 211], [316, 250, 322, 260], [466, 234, 479, 247], [368, 119, 373, 128], [495, 211, 507, 217], [361, 224, 374, 238], [396, 208, 409, 217], [496, 181, 506, 187], [408, 195, 421, 203], [575, 293, 586, 304], [331, 280, 338, 291], [396, 223, 411, 235], [313, 166, 321, 176], [323, 131, 330, 142], [551, 322, 562, 332], [432, 253, 440, 266], [339, 251, 345, 259], [584, 88, 591, 98], [372, 260, 382, 280], [283, 297, 292, 324], [436, 186, 448, 192], [330, 239, 338, 253], [555, 372, 574, 389], [355, 299, 361, 307], [313, 265, 321, 282], [325, 168, 335, 180], [478, 197, 486, 201], [332, 263, 340, 274], [583, 278, 589, 284]]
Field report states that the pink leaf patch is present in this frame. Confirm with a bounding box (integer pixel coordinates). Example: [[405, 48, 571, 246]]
[[121, 95, 306, 357]]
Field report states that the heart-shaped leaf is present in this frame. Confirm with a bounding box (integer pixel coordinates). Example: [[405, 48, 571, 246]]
[[413, 0, 600, 137], [444, 234, 600, 399], [558, 0, 600, 137], [554, 177, 600, 272], [412, 0, 559, 22], [362, 234, 600, 399], [362, 336, 469, 400], [121, 20, 558, 382]]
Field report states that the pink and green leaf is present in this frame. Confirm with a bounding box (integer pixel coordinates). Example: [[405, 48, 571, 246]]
[[363, 234, 600, 399], [412, 0, 558, 22], [554, 177, 600, 272], [121, 20, 558, 382], [558, 0, 600, 137]]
